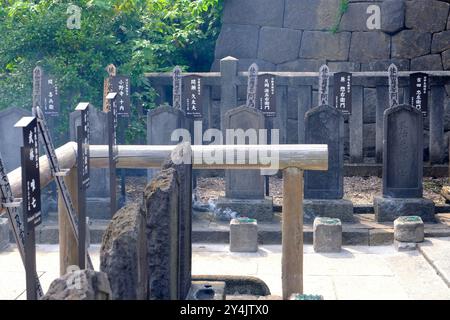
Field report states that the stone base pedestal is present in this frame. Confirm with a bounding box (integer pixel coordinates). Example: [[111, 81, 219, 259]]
[[230, 218, 258, 252], [0, 218, 10, 251], [313, 217, 342, 253], [216, 197, 273, 222], [394, 240, 417, 252], [303, 199, 354, 223], [374, 197, 435, 222]]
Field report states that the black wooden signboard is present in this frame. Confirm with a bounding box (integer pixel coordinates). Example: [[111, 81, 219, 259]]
[[15, 116, 40, 300], [109, 76, 131, 117], [183, 75, 203, 118], [42, 74, 60, 117], [106, 93, 118, 217], [334, 72, 352, 115], [75, 102, 90, 269], [15, 117, 41, 227], [410, 72, 429, 117], [257, 74, 277, 117]]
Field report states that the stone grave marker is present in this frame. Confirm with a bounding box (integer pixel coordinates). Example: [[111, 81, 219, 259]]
[[216, 105, 273, 221], [303, 66, 353, 222], [374, 104, 435, 222]]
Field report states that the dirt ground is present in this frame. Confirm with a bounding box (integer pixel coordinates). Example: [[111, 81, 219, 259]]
[[126, 175, 449, 206]]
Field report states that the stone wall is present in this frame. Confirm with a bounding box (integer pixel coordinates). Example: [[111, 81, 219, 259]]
[[213, 0, 450, 73]]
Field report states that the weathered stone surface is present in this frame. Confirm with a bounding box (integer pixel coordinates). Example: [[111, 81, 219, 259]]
[[405, 0, 449, 33], [432, 31, 450, 54], [42, 269, 112, 300], [313, 217, 342, 253], [363, 123, 376, 157], [290, 293, 324, 300], [373, 196, 435, 223], [214, 24, 260, 59], [327, 61, 361, 72], [349, 32, 390, 62], [339, 3, 379, 32], [284, 0, 340, 31], [162, 142, 193, 300], [394, 216, 425, 242], [361, 59, 410, 71], [305, 105, 345, 199], [277, 59, 326, 72], [258, 27, 302, 64], [391, 30, 431, 59], [211, 58, 276, 72], [411, 54, 443, 71], [381, 0, 405, 34], [222, 0, 284, 27], [145, 166, 180, 300], [230, 218, 258, 252], [0, 218, 9, 251], [303, 199, 354, 223], [363, 88, 377, 123], [300, 31, 351, 61], [100, 203, 147, 300], [383, 105, 423, 198], [394, 240, 417, 251], [224, 106, 265, 200], [369, 229, 394, 246], [216, 197, 273, 222], [443, 49, 450, 70], [144, 143, 193, 300]]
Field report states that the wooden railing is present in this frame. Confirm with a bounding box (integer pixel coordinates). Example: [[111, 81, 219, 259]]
[[145, 57, 450, 166], [3, 141, 328, 299]]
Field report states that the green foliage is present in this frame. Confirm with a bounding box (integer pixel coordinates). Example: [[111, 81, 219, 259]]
[[0, 0, 223, 142], [331, 0, 349, 34]]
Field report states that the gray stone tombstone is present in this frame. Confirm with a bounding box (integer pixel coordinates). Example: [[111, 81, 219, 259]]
[[216, 105, 273, 221], [70, 106, 110, 219], [144, 143, 192, 300], [0, 107, 31, 172], [374, 104, 435, 222], [147, 104, 186, 180], [303, 105, 353, 222]]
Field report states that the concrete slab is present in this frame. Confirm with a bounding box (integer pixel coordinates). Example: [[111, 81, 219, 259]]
[[1, 243, 449, 300], [418, 237, 450, 287]]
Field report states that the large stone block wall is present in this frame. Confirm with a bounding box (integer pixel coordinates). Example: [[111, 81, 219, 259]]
[[213, 0, 450, 73], [212, 0, 450, 159]]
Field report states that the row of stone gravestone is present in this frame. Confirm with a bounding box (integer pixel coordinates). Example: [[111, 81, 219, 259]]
[[304, 102, 435, 223]]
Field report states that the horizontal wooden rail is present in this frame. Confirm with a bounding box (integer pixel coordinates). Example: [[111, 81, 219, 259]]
[[1, 142, 328, 215]]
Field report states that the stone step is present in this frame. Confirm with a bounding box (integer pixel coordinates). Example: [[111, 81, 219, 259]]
[[5, 214, 450, 246]]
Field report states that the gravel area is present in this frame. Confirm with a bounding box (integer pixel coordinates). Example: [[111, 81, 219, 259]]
[[126, 175, 448, 206]]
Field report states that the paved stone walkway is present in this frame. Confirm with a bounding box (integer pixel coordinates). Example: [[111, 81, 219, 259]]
[[0, 240, 449, 300]]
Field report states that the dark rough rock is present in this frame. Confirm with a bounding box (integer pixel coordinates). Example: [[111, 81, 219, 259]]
[[391, 30, 431, 59], [214, 24, 260, 59], [258, 27, 302, 64], [381, 0, 405, 34], [300, 31, 351, 61], [42, 269, 112, 300], [411, 54, 443, 71], [432, 31, 450, 54], [100, 203, 148, 300], [222, 0, 284, 27], [349, 32, 390, 62], [405, 0, 449, 33]]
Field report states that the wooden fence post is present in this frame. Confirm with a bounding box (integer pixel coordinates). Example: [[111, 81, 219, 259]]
[[282, 167, 304, 299], [58, 168, 79, 275]]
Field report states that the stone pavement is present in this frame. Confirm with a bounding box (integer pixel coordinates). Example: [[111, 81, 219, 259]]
[[0, 241, 449, 300]]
